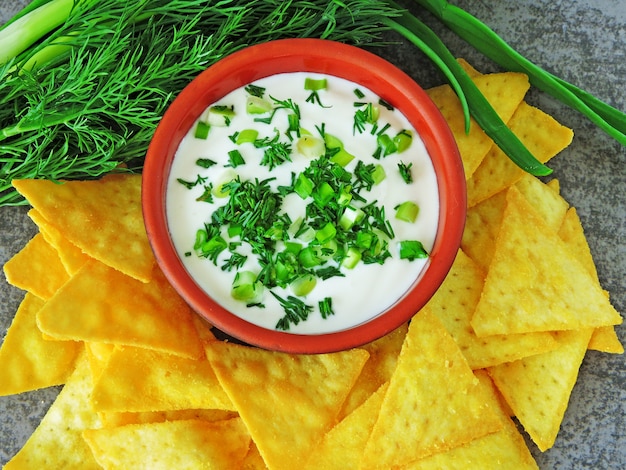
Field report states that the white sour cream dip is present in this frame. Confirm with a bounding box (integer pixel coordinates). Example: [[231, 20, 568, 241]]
[[166, 72, 439, 334]]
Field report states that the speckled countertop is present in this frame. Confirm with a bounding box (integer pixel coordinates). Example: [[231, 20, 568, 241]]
[[1, 1, 624, 468]]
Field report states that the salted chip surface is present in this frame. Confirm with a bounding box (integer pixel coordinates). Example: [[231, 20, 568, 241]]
[[12, 174, 155, 282], [557, 207, 623, 353], [337, 323, 406, 420], [36, 259, 204, 359], [361, 308, 503, 469], [466, 102, 573, 207], [205, 341, 369, 470], [4, 353, 102, 469], [488, 328, 593, 451], [304, 382, 389, 470], [83, 418, 251, 470], [515, 174, 569, 232], [471, 187, 622, 335], [402, 370, 538, 470], [28, 209, 91, 275], [91, 345, 234, 412], [427, 72, 529, 179], [3, 232, 69, 300], [428, 250, 558, 370], [0, 293, 80, 395]]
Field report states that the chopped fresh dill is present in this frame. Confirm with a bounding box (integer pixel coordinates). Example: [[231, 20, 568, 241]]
[[177, 174, 207, 190], [245, 84, 265, 98]]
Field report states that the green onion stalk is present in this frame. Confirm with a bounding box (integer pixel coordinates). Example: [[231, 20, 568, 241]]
[[0, 0, 624, 206]]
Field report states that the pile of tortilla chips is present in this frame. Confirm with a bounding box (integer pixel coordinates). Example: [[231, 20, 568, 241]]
[[0, 61, 622, 469]]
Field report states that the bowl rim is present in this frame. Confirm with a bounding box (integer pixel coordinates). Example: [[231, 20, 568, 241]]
[[142, 38, 466, 354]]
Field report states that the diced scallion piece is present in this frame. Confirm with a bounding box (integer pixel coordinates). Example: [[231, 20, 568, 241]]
[[298, 246, 322, 268], [294, 173, 314, 199], [398, 240, 428, 261], [395, 201, 420, 223], [376, 133, 397, 157], [227, 149, 245, 167], [206, 105, 235, 126], [341, 246, 362, 269], [235, 129, 259, 144], [304, 77, 328, 91], [246, 95, 273, 114], [194, 121, 210, 139], [339, 206, 365, 230], [291, 274, 317, 296], [330, 148, 355, 167], [315, 222, 337, 244], [296, 135, 325, 158], [394, 129, 413, 152], [312, 181, 335, 207], [371, 164, 386, 184], [231, 271, 264, 303], [212, 169, 237, 198]]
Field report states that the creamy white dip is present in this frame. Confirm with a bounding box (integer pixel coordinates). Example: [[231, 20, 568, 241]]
[[166, 72, 439, 334]]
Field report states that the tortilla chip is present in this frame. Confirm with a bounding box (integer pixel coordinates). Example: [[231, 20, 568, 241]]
[[360, 308, 503, 469], [429, 250, 558, 370], [3, 353, 102, 469], [401, 370, 538, 470], [515, 174, 569, 232], [83, 418, 250, 470], [0, 293, 80, 395], [28, 208, 91, 275], [557, 207, 623, 353], [461, 190, 507, 274], [304, 382, 389, 470], [471, 187, 622, 335], [12, 174, 155, 283], [242, 442, 269, 470], [337, 323, 407, 420], [488, 328, 593, 451], [3, 232, 69, 300], [466, 103, 573, 207], [36, 259, 204, 359], [99, 409, 238, 428], [91, 345, 234, 412], [205, 341, 369, 470], [427, 72, 530, 179]]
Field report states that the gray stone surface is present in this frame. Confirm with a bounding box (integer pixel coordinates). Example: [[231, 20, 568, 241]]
[[1, 0, 624, 468]]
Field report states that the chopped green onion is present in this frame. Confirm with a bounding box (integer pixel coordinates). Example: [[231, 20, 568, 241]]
[[294, 173, 314, 199], [341, 246, 362, 269], [371, 164, 386, 184], [206, 105, 235, 127], [194, 121, 210, 139], [312, 181, 335, 208], [318, 297, 335, 319], [231, 271, 264, 303], [398, 161, 413, 184], [246, 96, 273, 114], [298, 246, 322, 268], [395, 201, 420, 223], [226, 149, 245, 168], [376, 133, 397, 157], [305, 78, 328, 91], [315, 222, 337, 244], [398, 240, 428, 261], [296, 135, 325, 158], [330, 148, 356, 167], [212, 169, 237, 198], [339, 206, 365, 231], [393, 129, 413, 153], [196, 158, 217, 169], [291, 274, 317, 296], [235, 129, 259, 144]]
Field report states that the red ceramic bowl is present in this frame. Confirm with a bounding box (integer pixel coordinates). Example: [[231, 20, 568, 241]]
[[142, 38, 466, 354]]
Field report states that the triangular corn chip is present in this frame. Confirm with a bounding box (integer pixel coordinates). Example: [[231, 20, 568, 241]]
[[28, 208, 91, 275], [83, 418, 250, 469], [3, 233, 69, 300], [427, 72, 530, 179], [12, 174, 155, 282], [205, 341, 369, 470], [36, 260, 204, 359], [304, 382, 389, 470], [3, 353, 102, 469], [466, 103, 573, 207], [0, 293, 80, 395], [429, 250, 558, 370], [515, 174, 569, 232], [488, 328, 593, 451], [337, 323, 406, 420], [91, 345, 234, 412], [472, 187, 622, 335], [361, 308, 503, 469], [401, 370, 538, 469], [557, 207, 623, 353]]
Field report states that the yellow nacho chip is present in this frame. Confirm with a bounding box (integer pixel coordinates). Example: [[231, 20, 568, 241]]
[[361, 308, 503, 469], [401, 370, 538, 470], [0, 293, 80, 395], [36, 259, 204, 359], [99, 409, 238, 428], [3, 232, 69, 299], [91, 345, 234, 412], [488, 328, 593, 451], [12, 174, 155, 283], [471, 186, 622, 335], [205, 341, 369, 470], [242, 442, 269, 470], [466, 102, 574, 207], [427, 71, 530, 179], [304, 382, 389, 470], [83, 418, 251, 470], [557, 207, 623, 354], [337, 323, 407, 420], [28, 208, 91, 275], [4, 353, 102, 469], [429, 250, 558, 370], [515, 174, 569, 232]]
